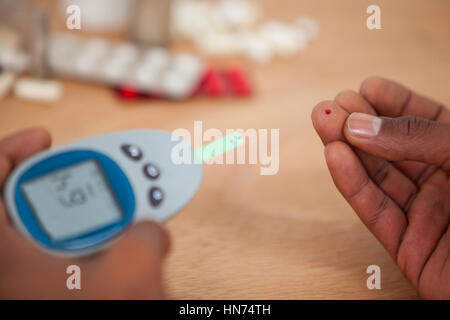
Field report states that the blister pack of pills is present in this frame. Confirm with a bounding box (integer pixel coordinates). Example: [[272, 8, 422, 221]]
[[116, 65, 253, 100], [48, 33, 205, 100]]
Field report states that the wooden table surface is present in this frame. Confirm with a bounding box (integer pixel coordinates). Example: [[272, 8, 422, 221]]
[[1, 0, 449, 299]]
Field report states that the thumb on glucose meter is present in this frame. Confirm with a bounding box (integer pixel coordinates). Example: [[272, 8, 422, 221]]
[[108, 221, 171, 262], [344, 112, 450, 168]]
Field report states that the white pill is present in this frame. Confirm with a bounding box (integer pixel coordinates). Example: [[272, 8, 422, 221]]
[[111, 43, 139, 65], [162, 70, 193, 99], [172, 1, 217, 39], [172, 53, 203, 78], [74, 54, 98, 75], [294, 16, 319, 41], [218, 0, 261, 28], [143, 48, 170, 70], [134, 66, 159, 89], [292, 28, 310, 50], [14, 78, 62, 102], [259, 20, 305, 56], [102, 60, 127, 82], [238, 31, 273, 63]]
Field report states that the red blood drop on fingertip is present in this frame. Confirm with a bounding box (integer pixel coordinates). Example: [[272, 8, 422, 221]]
[[325, 109, 332, 115]]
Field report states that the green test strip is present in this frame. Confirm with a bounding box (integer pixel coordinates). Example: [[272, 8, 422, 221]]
[[194, 132, 244, 163]]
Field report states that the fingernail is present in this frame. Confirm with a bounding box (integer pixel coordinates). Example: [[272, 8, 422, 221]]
[[347, 113, 382, 138]]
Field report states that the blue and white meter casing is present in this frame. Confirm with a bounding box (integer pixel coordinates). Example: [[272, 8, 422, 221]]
[[3, 130, 202, 257]]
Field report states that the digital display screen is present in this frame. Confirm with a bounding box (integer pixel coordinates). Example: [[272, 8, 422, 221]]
[[21, 160, 123, 241]]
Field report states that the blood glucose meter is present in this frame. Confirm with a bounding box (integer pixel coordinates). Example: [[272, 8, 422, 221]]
[[3, 130, 202, 257]]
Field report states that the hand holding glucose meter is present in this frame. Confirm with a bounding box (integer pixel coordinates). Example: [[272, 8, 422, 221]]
[[3, 130, 202, 257]]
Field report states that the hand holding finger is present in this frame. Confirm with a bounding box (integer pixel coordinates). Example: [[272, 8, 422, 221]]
[[345, 113, 450, 171]]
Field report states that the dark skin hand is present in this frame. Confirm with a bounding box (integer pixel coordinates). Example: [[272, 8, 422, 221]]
[[1, 80, 448, 299], [312, 77, 450, 299], [0, 128, 170, 299]]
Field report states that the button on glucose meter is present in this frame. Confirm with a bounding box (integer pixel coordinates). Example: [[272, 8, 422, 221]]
[[149, 187, 164, 207], [143, 163, 160, 179], [121, 144, 143, 160], [3, 130, 202, 257]]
